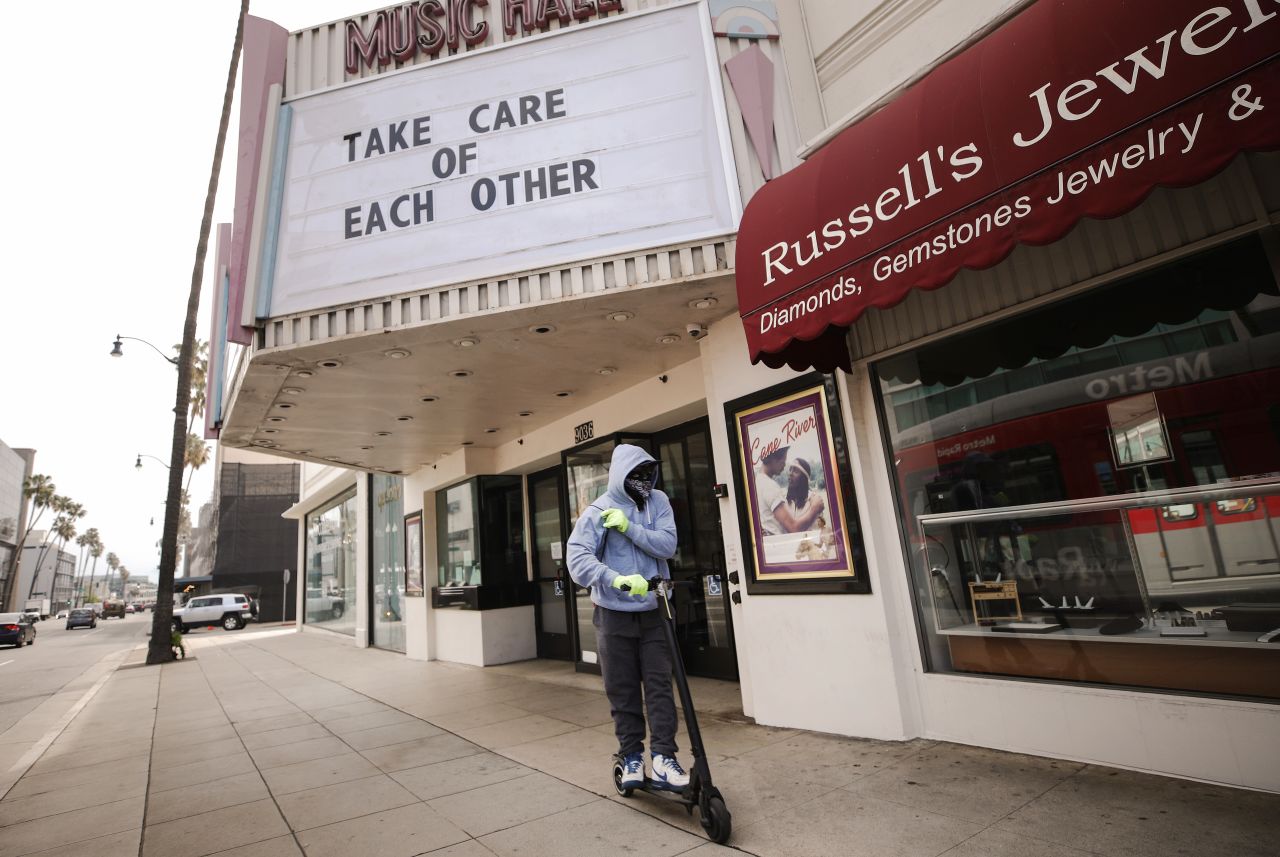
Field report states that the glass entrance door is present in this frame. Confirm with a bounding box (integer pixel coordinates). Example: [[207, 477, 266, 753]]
[[655, 418, 738, 681], [529, 467, 572, 660]]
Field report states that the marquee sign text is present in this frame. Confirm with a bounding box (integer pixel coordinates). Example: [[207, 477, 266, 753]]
[[346, 0, 625, 73]]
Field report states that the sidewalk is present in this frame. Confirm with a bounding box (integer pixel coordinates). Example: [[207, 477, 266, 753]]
[[1, 627, 1276, 857]]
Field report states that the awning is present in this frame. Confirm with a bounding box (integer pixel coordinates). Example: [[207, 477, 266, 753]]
[[737, 0, 1280, 373]]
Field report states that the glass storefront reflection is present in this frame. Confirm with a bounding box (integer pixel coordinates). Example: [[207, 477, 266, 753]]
[[372, 474, 406, 653], [305, 488, 358, 635], [439, 482, 478, 587], [875, 236, 1280, 700]]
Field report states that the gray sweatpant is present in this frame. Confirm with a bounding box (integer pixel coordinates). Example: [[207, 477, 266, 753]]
[[594, 606, 679, 757]]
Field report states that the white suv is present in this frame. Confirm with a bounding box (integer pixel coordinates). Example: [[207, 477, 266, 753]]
[[172, 594, 254, 633]]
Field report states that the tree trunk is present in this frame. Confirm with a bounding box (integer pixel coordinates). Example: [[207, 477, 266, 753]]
[[148, 0, 248, 664], [28, 535, 55, 600], [1, 506, 43, 612], [85, 556, 99, 605], [73, 545, 88, 605]]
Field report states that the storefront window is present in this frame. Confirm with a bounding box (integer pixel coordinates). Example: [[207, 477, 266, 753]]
[[874, 236, 1280, 700], [433, 477, 529, 609], [371, 474, 406, 652], [304, 488, 358, 635], [439, 482, 478, 587]]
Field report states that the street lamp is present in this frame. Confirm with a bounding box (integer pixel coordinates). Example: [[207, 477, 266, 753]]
[[135, 454, 172, 471], [111, 334, 179, 366]]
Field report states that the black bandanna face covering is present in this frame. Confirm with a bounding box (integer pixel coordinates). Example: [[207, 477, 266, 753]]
[[624, 464, 656, 507]]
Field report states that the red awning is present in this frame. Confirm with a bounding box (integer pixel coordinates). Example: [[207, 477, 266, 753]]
[[737, 0, 1280, 372]]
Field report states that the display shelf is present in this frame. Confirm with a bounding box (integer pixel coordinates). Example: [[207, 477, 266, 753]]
[[939, 621, 1275, 649]]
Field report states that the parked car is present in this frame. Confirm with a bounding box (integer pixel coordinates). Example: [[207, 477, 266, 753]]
[[172, 594, 255, 633], [0, 613, 37, 647], [65, 608, 97, 630], [306, 588, 346, 620]]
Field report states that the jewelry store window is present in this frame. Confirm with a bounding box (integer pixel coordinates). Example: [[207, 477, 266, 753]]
[[433, 476, 532, 610], [872, 235, 1280, 700], [304, 487, 358, 635]]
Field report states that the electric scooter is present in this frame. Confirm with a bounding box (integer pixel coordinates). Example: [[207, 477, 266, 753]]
[[612, 577, 732, 844]]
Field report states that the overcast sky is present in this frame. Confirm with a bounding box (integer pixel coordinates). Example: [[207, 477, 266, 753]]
[[0, 1, 357, 583]]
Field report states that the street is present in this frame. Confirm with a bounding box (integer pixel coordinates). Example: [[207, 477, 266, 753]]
[[0, 613, 150, 736]]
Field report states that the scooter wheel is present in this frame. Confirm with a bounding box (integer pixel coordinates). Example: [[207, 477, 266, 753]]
[[699, 795, 731, 844], [611, 762, 634, 797]]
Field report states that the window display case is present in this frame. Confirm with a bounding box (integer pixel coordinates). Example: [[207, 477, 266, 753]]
[[917, 482, 1280, 698], [433, 476, 532, 610], [872, 236, 1280, 701]]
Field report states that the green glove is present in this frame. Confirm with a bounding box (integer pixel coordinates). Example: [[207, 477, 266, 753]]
[[601, 508, 629, 534], [611, 574, 649, 597]]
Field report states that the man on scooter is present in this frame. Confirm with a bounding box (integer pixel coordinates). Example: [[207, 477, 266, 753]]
[[566, 444, 689, 792]]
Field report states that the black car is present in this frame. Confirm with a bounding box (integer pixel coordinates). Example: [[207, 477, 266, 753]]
[[0, 613, 36, 647], [65, 608, 97, 630]]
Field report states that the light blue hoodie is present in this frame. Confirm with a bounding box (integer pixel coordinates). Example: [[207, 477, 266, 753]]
[[566, 444, 676, 612]]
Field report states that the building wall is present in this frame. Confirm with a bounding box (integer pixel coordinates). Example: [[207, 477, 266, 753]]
[[797, 0, 1027, 151], [0, 440, 25, 548], [18, 540, 75, 612], [213, 461, 300, 621], [0, 442, 33, 607], [744, 0, 1280, 790], [243, 0, 1280, 795], [698, 315, 921, 738]]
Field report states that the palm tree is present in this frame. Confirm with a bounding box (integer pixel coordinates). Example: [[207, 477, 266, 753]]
[[47, 513, 80, 602], [149, 0, 248, 665], [2, 474, 55, 610], [74, 528, 99, 606], [175, 340, 209, 434], [74, 531, 91, 588], [84, 537, 104, 605], [30, 496, 82, 599], [184, 433, 211, 496], [118, 567, 130, 601], [102, 552, 119, 602]]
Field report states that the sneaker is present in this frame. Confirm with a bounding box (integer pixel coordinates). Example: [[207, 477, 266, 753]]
[[620, 752, 644, 788], [650, 753, 689, 790]]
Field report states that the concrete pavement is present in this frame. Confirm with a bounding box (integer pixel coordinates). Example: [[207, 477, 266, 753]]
[[0, 624, 1276, 856]]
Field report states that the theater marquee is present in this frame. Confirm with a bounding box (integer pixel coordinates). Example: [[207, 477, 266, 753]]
[[269, 3, 739, 317]]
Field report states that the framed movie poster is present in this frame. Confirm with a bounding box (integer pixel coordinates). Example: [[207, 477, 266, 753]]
[[725, 374, 870, 594], [404, 511, 424, 597]]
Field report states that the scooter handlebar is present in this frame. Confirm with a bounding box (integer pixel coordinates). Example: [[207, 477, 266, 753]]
[[618, 577, 693, 592]]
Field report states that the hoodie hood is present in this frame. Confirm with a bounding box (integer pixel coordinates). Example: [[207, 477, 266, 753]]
[[606, 444, 658, 504]]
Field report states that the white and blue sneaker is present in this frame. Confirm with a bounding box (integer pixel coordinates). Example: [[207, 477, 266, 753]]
[[650, 753, 689, 791], [620, 752, 644, 789]]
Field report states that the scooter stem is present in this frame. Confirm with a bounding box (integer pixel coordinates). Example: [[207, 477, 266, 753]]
[[652, 579, 708, 763]]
